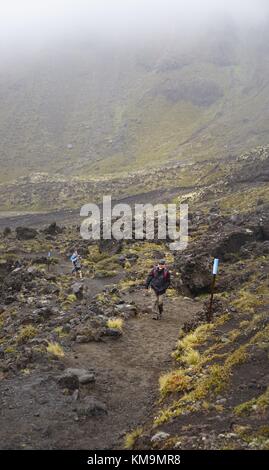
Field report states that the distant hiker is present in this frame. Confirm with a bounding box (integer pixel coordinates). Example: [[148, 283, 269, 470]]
[[145, 259, 171, 320], [47, 251, 52, 272], [70, 249, 83, 279]]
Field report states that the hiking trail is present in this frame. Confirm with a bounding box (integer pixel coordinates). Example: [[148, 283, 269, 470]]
[[64, 290, 201, 449], [0, 255, 202, 449]]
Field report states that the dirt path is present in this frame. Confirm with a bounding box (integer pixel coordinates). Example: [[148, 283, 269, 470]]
[[0, 264, 201, 449], [63, 292, 201, 449]]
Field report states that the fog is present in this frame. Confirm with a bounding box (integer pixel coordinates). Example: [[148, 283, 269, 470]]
[[1, 0, 269, 56]]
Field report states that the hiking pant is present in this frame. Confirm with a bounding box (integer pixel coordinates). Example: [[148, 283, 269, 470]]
[[151, 289, 165, 317]]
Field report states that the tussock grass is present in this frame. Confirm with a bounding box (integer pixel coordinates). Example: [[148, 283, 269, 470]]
[[166, 288, 177, 298], [155, 329, 252, 425], [66, 294, 77, 303], [159, 370, 192, 396], [233, 289, 264, 313], [173, 323, 215, 362], [95, 256, 119, 271], [16, 325, 37, 344], [124, 427, 143, 449], [46, 341, 65, 358], [118, 278, 141, 290], [107, 318, 124, 331], [53, 326, 68, 338], [234, 387, 269, 416], [87, 245, 108, 263], [179, 323, 215, 349], [4, 346, 16, 354], [181, 348, 201, 366], [95, 269, 118, 278]]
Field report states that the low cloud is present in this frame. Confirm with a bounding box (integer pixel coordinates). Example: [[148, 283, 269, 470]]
[[0, 0, 269, 55]]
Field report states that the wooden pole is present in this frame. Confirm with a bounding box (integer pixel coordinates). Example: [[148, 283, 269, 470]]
[[207, 274, 216, 322]]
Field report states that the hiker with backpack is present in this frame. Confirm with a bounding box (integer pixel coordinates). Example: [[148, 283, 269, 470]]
[[70, 249, 83, 280], [145, 259, 171, 320]]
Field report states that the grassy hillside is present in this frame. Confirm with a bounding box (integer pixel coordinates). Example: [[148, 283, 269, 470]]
[[0, 23, 269, 184]]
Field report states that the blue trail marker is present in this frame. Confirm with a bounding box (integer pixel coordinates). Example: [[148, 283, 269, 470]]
[[212, 258, 219, 275], [207, 258, 219, 322]]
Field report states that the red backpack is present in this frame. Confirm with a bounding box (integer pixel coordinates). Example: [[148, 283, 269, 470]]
[[152, 266, 169, 280]]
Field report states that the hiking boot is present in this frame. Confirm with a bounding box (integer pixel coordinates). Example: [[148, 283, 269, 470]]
[[158, 305, 163, 319]]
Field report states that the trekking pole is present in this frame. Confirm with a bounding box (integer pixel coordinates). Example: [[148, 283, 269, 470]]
[[207, 258, 219, 322]]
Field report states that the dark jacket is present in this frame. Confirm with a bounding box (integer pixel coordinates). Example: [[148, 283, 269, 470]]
[[145, 266, 171, 295]]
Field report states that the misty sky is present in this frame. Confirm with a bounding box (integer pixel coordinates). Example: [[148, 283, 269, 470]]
[[1, 0, 269, 53]]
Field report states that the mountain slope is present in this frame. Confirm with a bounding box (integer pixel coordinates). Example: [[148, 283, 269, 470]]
[[1, 22, 269, 183]]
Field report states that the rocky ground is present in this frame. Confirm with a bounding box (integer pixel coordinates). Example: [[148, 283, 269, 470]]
[[0, 145, 268, 450], [0, 223, 202, 449], [130, 149, 269, 450]]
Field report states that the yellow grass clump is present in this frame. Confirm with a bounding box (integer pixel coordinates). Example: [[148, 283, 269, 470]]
[[47, 341, 65, 358], [107, 318, 124, 331]]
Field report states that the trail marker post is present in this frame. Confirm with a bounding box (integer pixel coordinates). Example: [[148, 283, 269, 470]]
[[207, 258, 219, 322]]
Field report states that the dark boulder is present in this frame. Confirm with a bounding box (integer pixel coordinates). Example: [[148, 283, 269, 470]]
[[0, 267, 41, 304], [32, 256, 48, 265], [174, 254, 212, 297], [41, 284, 60, 295], [63, 368, 95, 385], [0, 305, 5, 315], [32, 306, 57, 320], [0, 259, 13, 282], [261, 222, 269, 240], [3, 227, 11, 238], [43, 222, 63, 236], [212, 230, 259, 261], [57, 372, 79, 391], [75, 327, 102, 343], [72, 282, 84, 300], [102, 327, 122, 338], [98, 238, 122, 255], [182, 298, 230, 332], [77, 397, 107, 417], [15, 227, 38, 240], [118, 255, 126, 266]]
